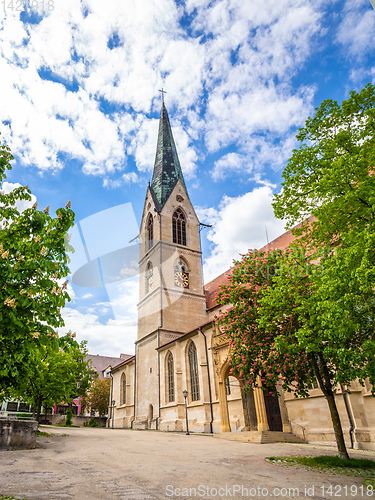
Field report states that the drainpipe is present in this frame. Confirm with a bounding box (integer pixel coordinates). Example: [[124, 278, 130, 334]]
[[156, 211, 163, 430], [109, 372, 114, 429], [131, 356, 136, 429], [200, 327, 214, 434], [158, 212, 163, 330], [340, 384, 355, 449], [156, 347, 160, 431]]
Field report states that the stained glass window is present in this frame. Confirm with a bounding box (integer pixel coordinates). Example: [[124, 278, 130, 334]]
[[172, 208, 186, 246], [188, 342, 199, 401], [147, 213, 153, 250], [167, 352, 174, 403]]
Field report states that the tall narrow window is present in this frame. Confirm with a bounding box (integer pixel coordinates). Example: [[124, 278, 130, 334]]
[[121, 373, 126, 406], [172, 208, 186, 246], [225, 377, 231, 396], [188, 342, 199, 401], [147, 213, 153, 250], [167, 352, 174, 403], [146, 261, 153, 293]]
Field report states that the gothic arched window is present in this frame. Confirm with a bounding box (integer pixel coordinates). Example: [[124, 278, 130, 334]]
[[172, 208, 186, 246], [147, 213, 153, 250], [188, 342, 199, 402], [167, 352, 174, 403], [121, 373, 126, 406]]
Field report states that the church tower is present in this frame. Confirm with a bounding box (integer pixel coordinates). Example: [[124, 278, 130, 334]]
[[133, 100, 207, 429]]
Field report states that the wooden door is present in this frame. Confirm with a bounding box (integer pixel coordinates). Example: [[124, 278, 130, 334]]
[[263, 387, 283, 432]]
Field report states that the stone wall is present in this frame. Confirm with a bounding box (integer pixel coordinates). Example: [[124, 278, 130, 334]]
[[39, 414, 107, 427], [0, 418, 38, 450]]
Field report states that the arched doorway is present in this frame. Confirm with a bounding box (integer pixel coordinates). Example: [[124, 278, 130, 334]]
[[263, 386, 283, 431], [218, 359, 257, 432], [212, 323, 288, 434]]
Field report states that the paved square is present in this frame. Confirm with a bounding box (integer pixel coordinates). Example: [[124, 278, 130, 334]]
[[0, 427, 372, 499]]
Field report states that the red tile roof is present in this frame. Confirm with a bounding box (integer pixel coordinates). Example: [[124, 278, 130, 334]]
[[204, 268, 233, 310]]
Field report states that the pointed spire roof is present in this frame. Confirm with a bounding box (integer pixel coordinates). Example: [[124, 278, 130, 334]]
[[150, 102, 187, 211]]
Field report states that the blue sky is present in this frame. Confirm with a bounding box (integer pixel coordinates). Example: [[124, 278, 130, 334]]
[[0, 0, 374, 356]]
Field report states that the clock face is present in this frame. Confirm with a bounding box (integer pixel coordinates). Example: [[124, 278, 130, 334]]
[[174, 271, 189, 289]]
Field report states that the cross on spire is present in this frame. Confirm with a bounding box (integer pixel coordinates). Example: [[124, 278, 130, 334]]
[[159, 88, 167, 102]]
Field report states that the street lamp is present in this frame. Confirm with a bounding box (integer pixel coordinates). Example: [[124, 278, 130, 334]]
[[111, 400, 115, 429], [182, 390, 189, 435]]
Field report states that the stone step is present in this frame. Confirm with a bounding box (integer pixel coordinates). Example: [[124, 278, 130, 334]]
[[214, 431, 305, 444]]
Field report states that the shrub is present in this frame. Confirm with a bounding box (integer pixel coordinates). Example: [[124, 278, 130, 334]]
[[65, 408, 73, 426]]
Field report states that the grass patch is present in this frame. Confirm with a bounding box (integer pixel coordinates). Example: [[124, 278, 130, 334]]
[[56, 424, 79, 428], [364, 478, 375, 488], [1, 497, 28, 500], [37, 430, 67, 437], [266, 455, 375, 478], [293, 456, 375, 469]]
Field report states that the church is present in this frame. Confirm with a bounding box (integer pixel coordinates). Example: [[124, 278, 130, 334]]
[[108, 101, 375, 450]]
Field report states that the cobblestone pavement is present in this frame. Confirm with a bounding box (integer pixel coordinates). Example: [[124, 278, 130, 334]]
[[0, 426, 373, 500]]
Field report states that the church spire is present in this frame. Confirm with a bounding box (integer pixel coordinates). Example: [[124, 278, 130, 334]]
[[150, 101, 187, 211]]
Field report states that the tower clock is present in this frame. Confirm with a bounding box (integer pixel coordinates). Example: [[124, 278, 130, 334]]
[[174, 270, 189, 289]]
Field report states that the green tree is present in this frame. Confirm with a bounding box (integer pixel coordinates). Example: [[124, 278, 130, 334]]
[[217, 246, 366, 459], [256, 246, 363, 460], [273, 82, 375, 245], [271, 83, 375, 456], [12, 333, 94, 422], [81, 377, 111, 417], [58, 333, 95, 408], [219, 84, 375, 459], [0, 136, 75, 393]]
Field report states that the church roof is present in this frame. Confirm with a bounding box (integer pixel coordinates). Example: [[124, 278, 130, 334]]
[[150, 102, 187, 210], [204, 269, 233, 310], [86, 353, 132, 379]]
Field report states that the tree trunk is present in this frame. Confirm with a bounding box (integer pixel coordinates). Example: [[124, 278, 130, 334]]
[[36, 395, 43, 423], [324, 390, 349, 460], [313, 355, 349, 460]]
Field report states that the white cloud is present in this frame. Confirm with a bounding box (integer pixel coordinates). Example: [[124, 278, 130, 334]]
[[212, 153, 249, 181], [171, 123, 199, 179], [128, 116, 159, 172], [211, 133, 298, 181], [336, 0, 375, 59], [60, 307, 136, 356], [61, 277, 139, 356], [0, 0, 325, 184], [197, 186, 286, 283], [205, 85, 315, 153], [190, 0, 320, 159], [103, 172, 139, 188]]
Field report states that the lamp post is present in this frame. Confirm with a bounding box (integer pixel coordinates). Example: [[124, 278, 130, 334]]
[[111, 400, 115, 429], [182, 390, 189, 435]]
